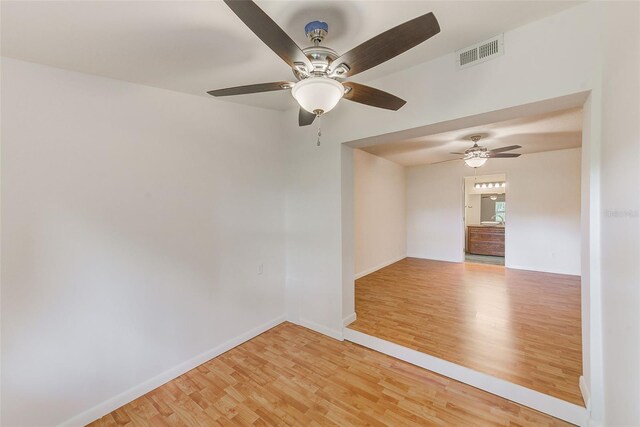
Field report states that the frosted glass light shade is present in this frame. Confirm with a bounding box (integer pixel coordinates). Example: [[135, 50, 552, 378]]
[[464, 156, 488, 168], [292, 77, 344, 114]]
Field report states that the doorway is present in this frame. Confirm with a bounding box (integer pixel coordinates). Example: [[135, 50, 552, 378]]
[[464, 173, 506, 266], [342, 92, 595, 424]]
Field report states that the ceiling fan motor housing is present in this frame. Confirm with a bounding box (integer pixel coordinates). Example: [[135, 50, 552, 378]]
[[465, 135, 489, 157], [296, 46, 338, 79]]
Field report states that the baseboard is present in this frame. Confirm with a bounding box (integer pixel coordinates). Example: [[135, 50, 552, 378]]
[[344, 328, 589, 426], [405, 255, 463, 264], [58, 314, 287, 427], [506, 264, 581, 277], [355, 255, 405, 279], [343, 312, 357, 327], [297, 317, 344, 341], [579, 376, 591, 410]]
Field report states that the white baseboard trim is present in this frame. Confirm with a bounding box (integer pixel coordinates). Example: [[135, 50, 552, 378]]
[[344, 328, 589, 426], [579, 376, 591, 410], [59, 314, 287, 427], [343, 312, 357, 327], [405, 255, 463, 264], [297, 317, 344, 341], [506, 264, 581, 277], [355, 255, 405, 279]]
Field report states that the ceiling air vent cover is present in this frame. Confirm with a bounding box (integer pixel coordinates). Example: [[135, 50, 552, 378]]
[[456, 34, 504, 69]]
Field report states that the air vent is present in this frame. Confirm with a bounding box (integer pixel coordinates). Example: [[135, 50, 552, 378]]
[[456, 34, 504, 70]]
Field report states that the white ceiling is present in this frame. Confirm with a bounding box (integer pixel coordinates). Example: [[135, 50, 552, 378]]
[[361, 107, 583, 166], [1, 1, 583, 111]]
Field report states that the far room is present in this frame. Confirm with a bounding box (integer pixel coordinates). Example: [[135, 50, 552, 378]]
[[348, 105, 584, 408]]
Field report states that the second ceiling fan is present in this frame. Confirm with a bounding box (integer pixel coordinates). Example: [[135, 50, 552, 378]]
[[208, 0, 440, 126], [452, 135, 522, 168]]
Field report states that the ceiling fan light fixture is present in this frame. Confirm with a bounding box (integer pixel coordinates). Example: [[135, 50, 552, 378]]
[[292, 77, 344, 115], [464, 156, 488, 168]]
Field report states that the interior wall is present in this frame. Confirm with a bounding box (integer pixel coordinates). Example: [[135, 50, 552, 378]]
[[465, 194, 481, 227], [1, 58, 287, 426], [599, 2, 640, 423], [354, 149, 406, 277], [341, 145, 355, 324], [406, 148, 581, 275], [284, 120, 344, 338]]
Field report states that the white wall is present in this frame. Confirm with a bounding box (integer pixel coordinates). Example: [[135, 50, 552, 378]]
[[599, 2, 640, 424], [0, 58, 287, 426], [284, 2, 640, 424], [354, 149, 406, 277], [405, 160, 466, 262], [465, 194, 481, 228], [406, 149, 581, 275]]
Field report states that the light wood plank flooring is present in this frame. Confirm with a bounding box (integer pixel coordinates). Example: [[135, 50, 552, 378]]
[[349, 258, 583, 406], [90, 322, 571, 426]]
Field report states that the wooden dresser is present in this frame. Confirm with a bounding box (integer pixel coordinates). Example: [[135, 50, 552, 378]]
[[467, 226, 505, 256]]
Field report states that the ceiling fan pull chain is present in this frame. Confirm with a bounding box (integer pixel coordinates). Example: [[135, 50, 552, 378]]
[[317, 114, 322, 147]]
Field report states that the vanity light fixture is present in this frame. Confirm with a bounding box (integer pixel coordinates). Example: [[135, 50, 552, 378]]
[[474, 182, 506, 190]]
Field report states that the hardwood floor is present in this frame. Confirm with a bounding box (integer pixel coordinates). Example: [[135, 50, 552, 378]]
[[349, 258, 584, 406], [89, 322, 571, 426]]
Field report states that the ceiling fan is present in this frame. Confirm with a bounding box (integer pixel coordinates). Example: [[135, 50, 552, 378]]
[[207, 0, 440, 127], [451, 135, 522, 168]]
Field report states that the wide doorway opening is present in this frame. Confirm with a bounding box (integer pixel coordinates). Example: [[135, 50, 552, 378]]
[[344, 98, 587, 423]]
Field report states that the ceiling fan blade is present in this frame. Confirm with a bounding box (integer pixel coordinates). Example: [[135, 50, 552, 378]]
[[432, 158, 463, 165], [488, 153, 521, 158], [329, 12, 440, 77], [207, 81, 293, 97], [223, 0, 313, 72], [450, 152, 466, 155], [489, 145, 522, 153], [299, 108, 316, 127], [343, 82, 406, 111]]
